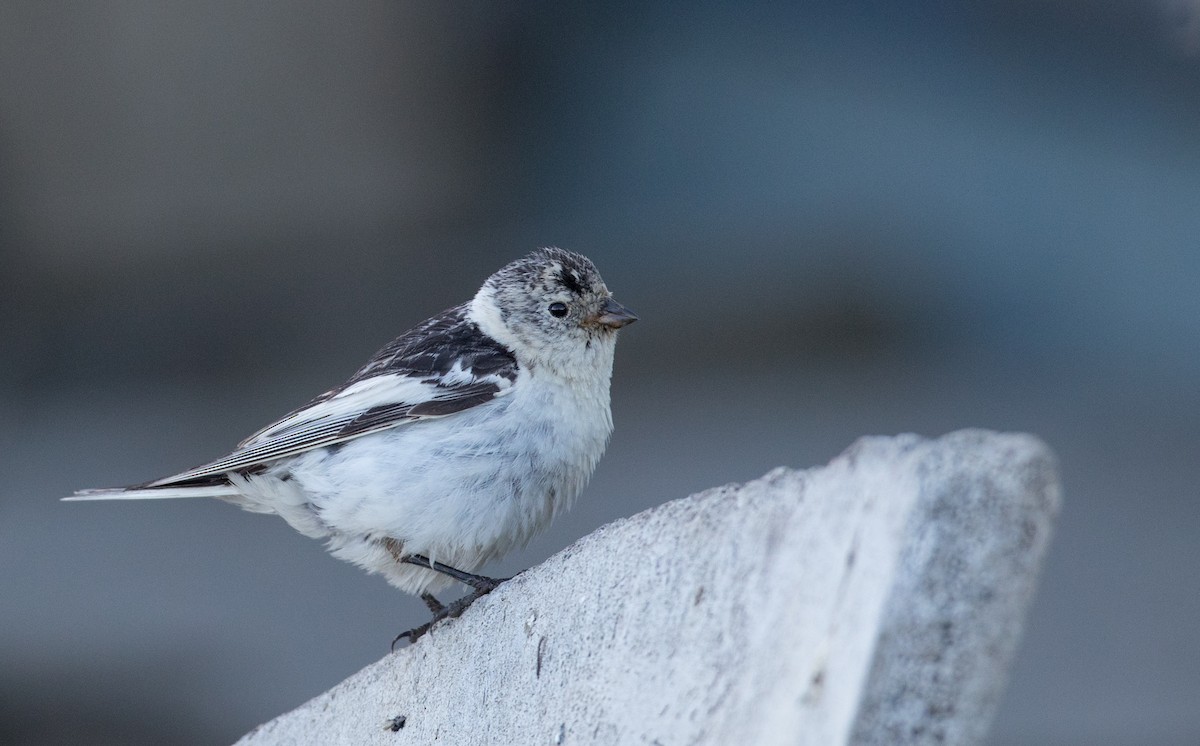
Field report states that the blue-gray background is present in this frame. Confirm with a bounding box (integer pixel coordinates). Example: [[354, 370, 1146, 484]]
[[2, 2, 1198, 744]]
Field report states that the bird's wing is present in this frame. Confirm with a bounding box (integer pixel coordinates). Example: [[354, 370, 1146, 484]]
[[146, 304, 518, 487]]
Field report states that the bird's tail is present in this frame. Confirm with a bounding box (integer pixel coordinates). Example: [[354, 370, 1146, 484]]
[[63, 484, 240, 501]]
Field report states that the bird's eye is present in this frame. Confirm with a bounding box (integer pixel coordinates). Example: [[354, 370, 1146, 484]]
[[547, 302, 568, 318]]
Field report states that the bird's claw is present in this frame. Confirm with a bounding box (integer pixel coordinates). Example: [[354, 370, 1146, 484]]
[[392, 583, 500, 649]]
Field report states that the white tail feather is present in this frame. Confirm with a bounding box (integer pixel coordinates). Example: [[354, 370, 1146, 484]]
[[63, 485, 239, 501]]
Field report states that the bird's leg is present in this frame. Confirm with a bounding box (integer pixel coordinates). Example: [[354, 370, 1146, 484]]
[[381, 539, 506, 592], [401, 554, 508, 593], [390, 555, 512, 647]]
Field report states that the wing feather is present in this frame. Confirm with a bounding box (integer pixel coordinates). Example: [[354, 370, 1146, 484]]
[[145, 304, 518, 488]]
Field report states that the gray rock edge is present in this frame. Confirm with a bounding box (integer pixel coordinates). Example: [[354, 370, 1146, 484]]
[[237, 429, 1060, 746]]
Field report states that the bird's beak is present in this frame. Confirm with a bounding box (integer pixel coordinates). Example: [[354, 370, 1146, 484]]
[[591, 297, 638, 329]]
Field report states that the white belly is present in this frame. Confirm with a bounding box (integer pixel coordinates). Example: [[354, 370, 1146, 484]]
[[262, 370, 613, 592]]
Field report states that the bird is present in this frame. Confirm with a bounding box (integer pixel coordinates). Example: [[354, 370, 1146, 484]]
[[66, 247, 637, 641]]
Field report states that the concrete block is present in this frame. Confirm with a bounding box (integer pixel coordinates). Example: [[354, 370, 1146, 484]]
[[238, 430, 1060, 745]]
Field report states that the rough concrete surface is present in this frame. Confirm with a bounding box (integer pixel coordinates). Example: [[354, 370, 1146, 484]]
[[237, 430, 1060, 746]]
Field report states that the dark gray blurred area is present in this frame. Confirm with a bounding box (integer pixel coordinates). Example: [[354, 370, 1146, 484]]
[[3, 2, 1198, 744]]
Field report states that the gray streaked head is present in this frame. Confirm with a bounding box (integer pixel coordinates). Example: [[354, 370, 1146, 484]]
[[468, 248, 636, 375]]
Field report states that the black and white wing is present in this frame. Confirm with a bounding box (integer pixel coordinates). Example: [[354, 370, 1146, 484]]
[[144, 303, 518, 487]]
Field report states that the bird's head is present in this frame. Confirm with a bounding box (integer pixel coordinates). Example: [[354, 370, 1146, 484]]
[[468, 247, 636, 378]]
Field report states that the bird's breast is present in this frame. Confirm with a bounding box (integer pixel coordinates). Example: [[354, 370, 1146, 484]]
[[286, 367, 615, 562]]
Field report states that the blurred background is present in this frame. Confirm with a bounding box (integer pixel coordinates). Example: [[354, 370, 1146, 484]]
[[2, 1, 1198, 743]]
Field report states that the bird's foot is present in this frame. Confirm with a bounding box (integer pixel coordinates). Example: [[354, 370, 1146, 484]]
[[390, 555, 511, 648], [420, 592, 445, 615], [392, 584, 500, 648]]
